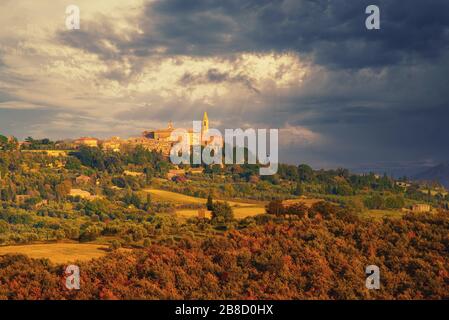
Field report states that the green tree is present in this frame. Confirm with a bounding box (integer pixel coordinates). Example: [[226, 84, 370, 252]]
[[79, 225, 102, 242], [124, 190, 141, 208], [284, 202, 308, 219], [109, 240, 121, 250], [206, 193, 214, 211], [65, 156, 82, 170], [211, 201, 234, 222], [364, 194, 385, 210], [146, 193, 152, 209], [266, 200, 285, 217], [298, 164, 314, 182], [0, 135, 8, 148], [294, 181, 304, 196]]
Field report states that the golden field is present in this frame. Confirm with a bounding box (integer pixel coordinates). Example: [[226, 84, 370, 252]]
[[0, 243, 109, 264], [176, 206, 266, 220], [144, 188, 258, 206], [144, 189, 266, 219]]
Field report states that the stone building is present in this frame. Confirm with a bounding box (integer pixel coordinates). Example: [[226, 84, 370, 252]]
[[74, 137, 99, 148], [136, 112, 211, 156], [411, 204, 431, 213], [101, 136, 122, 152]]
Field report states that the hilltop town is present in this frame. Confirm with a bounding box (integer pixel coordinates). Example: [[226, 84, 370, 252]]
[[0, 112, 212, 157]]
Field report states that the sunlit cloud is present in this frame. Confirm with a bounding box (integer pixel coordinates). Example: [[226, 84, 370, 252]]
[[279, 124, 324, 147]]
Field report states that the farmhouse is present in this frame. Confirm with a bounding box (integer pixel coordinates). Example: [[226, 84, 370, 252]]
[[411, 204, 431, 213], [396, 181, 411, 188], [15, 194, 31, 204]]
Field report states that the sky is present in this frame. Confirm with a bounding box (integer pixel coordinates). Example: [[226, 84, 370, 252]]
[[0, 0, 448, 175]]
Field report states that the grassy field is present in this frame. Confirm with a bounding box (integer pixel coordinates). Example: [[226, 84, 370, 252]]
[[177, 206, 266, 219], [144, 188, 258, 207], [0, 243, 109, 264], [145, 189, 331, 220], [360, 209, 404, 221], [145, 188, 207, 204], [145, 189, 266, 219]]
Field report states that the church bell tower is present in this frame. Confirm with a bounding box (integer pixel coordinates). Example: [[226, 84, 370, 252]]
[[201, 112, 209, 145], [202, 112, 209, 134]]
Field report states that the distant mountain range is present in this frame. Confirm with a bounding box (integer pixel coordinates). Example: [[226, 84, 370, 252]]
[[413, 162, 449, 188]]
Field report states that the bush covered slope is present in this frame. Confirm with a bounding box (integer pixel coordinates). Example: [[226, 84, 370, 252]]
[[1, 211, 448, 300]]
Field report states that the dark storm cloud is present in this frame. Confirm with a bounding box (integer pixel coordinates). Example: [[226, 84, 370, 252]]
[[294, 59, 449, 163], [57, 17, 129, 61], [292, 102, 449, 174], [147, 0, 449, 68], [178, 68, 260, 93], [57, 0, 449, 69]]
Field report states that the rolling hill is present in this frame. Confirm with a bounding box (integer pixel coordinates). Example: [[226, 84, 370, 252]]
[[413, 162, 449, 188]]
